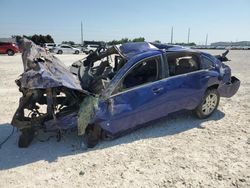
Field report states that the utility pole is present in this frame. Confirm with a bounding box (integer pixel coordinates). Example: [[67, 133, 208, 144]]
[[171, 26, 173, 44], [205, 34, 208, 46], [187, 28, 190, 44], [81, 21, 83, 46]]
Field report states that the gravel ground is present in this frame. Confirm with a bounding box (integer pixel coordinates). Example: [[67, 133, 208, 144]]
[[0, 51, 249, 188]]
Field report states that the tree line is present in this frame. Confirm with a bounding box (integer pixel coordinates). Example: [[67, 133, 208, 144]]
[[13, 34, 54, 45], [12, 34, 196, 46]]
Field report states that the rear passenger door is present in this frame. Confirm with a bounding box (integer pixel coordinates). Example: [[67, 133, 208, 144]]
[[61, 45, 70, 53], [159, 52, 207, 114]]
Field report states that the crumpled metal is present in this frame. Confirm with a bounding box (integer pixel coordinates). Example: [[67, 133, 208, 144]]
[[18, 38, 86, 92]]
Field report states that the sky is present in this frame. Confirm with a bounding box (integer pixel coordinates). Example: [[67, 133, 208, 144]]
[[0, 0, 250, 44]]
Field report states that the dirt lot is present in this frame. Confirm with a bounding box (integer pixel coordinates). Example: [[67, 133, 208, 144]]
[[0, 51, 249, 188]]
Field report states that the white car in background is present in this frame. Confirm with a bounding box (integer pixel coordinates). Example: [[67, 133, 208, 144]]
[[82, 44, 99, 54], [43, 43, 56, 52], [52, 44, 80, 54]]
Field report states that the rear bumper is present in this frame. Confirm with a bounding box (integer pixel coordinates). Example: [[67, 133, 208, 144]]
[[218, 76, 240, 98]]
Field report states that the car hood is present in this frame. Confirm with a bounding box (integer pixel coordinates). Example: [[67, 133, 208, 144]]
[[18, 38, 89, 94]]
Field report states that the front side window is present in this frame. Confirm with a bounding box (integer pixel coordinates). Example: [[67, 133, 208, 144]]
[[112, 56, 160, 94]]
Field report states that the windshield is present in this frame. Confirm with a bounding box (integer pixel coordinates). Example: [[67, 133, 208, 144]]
[[75, 46, 127, 94]]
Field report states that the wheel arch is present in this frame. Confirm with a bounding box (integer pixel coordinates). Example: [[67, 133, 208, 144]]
[[6, 49, 14, 53], [207, 84, 219, 91]]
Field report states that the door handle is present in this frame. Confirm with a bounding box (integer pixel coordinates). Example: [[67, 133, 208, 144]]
[[152, 87, 164, 94]]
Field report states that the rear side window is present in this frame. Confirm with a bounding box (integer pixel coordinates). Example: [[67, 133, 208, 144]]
[[90, 45, 98, 48], [0, 43, 7, 46], [201, 56, 214, 69], [166, 53, 200, 76], [48, 44, 55, 47], [61, 45, 70, 48]]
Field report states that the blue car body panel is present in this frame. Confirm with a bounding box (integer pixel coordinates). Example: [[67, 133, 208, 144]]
[[91, 43, 240, 136]]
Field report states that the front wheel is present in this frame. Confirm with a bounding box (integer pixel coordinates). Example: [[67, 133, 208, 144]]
[[75, 50, 79, 54], [83, 125, 101, 148], [7, 49, 14, 56], [18, 128, 35, 148], [57, 50, 63, 54], [195, 89, 220, 119]]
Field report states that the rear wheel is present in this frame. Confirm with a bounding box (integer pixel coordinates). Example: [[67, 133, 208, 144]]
[[195, 89, 220, 119], [58, 50, 63, 54], [7, 49, 14, 56]]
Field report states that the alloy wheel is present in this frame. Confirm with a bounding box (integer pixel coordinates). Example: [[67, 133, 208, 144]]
[[202, 93, 218, 115]]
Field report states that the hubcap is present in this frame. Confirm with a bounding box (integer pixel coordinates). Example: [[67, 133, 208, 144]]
[[202, 93, 217, 115]]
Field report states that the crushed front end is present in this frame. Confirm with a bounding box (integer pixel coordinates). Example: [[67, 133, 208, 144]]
[[12, 39, 126, 148], [11, 39, 88, 147]]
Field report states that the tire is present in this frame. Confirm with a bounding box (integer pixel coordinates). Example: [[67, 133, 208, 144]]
[[83, 125, 101, 148], [18, 128, 35, 148], [75, 50, 79, 54], [88, 50, 93, 54], [7, 49, 14, 56], [195, 89, 220, 119], [58, 50, 63, 54]]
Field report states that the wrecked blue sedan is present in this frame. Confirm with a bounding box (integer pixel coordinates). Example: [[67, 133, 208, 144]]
[[12, 39, 240, 148]]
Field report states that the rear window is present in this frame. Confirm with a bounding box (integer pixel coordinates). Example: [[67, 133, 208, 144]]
[[201, 56, 214, 69]]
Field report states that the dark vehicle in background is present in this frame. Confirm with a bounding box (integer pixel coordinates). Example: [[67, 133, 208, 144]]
[[0, 42, 19, 56], [11, 41, 240, 148]]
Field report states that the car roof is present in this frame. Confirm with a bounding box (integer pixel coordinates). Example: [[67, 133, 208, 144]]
[[117, 42, 200, 60], [117, 42, 158, 59]]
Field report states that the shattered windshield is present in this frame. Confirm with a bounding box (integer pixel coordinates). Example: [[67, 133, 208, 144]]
[[71, 45, 127, 95]]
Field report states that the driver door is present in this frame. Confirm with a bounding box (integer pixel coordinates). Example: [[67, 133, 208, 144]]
[[103, 55, 166, 135]]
